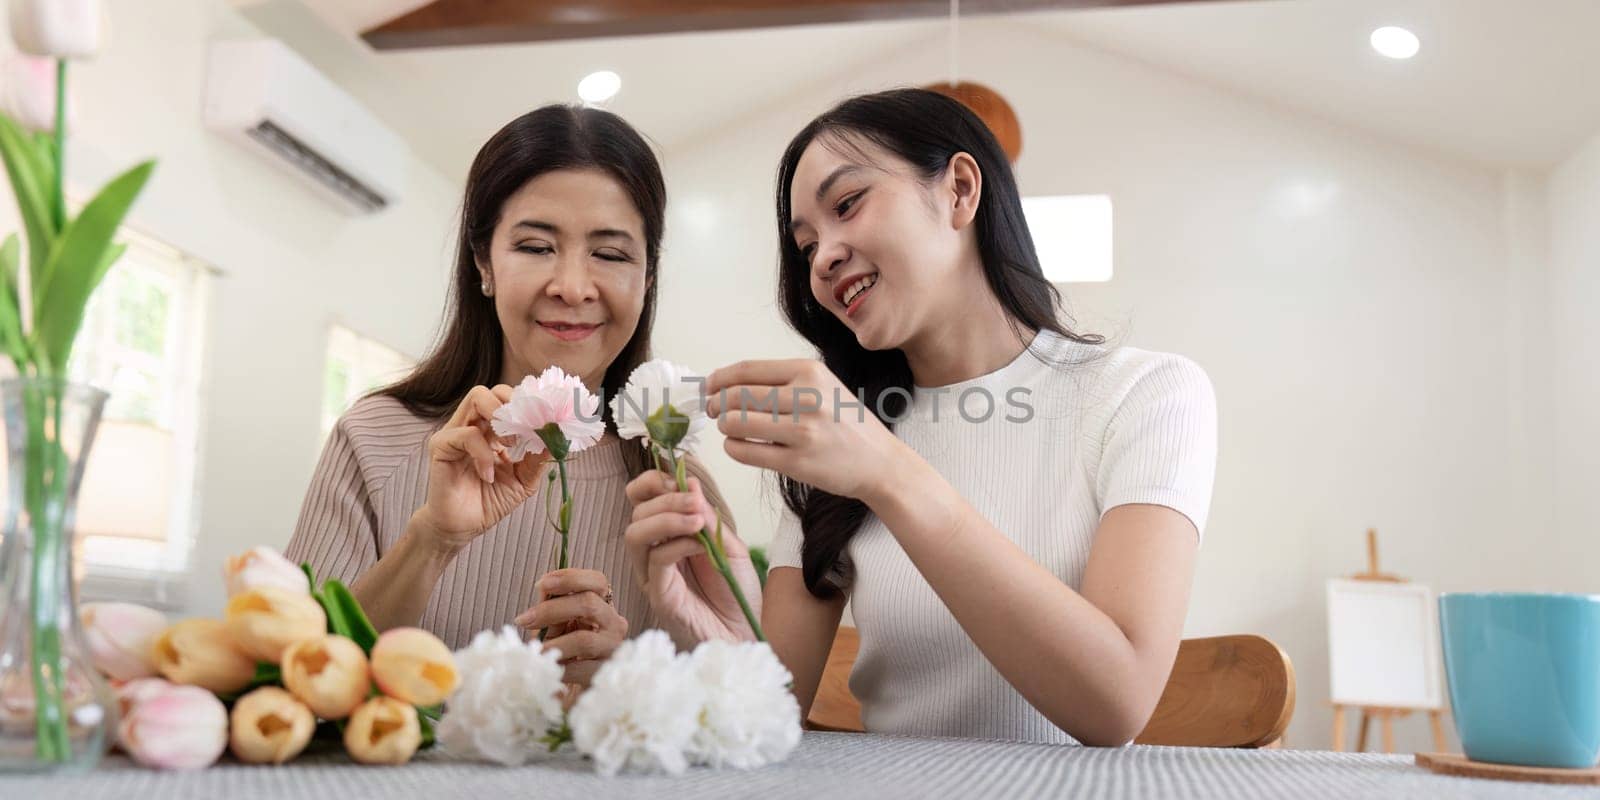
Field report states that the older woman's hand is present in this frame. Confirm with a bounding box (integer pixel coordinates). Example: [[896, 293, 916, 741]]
[[514, 568, 628, 687], [416, 385, 552, 551]]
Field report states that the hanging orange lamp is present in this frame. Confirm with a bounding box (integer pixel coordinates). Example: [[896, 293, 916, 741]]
[[920, 81, 1021, 162]]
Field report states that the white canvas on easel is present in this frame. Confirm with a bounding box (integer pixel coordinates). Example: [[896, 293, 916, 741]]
[[1326, 579, 1443, 710]]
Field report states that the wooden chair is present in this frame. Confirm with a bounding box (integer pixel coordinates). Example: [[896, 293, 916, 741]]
[[806, 629, 1296, 748]]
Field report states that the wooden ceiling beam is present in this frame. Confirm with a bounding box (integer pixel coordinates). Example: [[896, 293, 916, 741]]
[[363, 0, 1230, 50]]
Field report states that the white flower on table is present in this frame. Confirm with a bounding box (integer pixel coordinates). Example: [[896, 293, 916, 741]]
[[686, 640, 801, 769], [569, 629, 704, 776], [438, 626, 567, 766]]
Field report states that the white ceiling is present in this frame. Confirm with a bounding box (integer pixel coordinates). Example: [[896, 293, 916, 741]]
[[1044, 0, 1600, 170], [238, 0, 1600, 182]]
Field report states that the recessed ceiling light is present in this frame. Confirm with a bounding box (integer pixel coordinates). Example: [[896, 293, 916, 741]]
[[578, 70, 621, 104], [1370, 26, 1420, 60]]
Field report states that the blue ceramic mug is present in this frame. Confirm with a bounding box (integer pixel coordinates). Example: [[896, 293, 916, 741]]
[[1438, 592, 1600, 768]]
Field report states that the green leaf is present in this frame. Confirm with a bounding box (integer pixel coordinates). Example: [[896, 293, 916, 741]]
[[300, 562, 316, 592], [417, 703, 441, 749], [559, 498, 571, 532], [0, 235, 31, 369], [418, 710, 436, 749], [749, 545, 770, 589], [322, 579, 379, 653], [0, 113, 58, 288], [0, 233, 18, 300], [32, 159, 154, 372], [252, 662, 281, 685], [216, 663, 286, 704], [539, 719, 572, 753], [316, 586, 353, 640], [32, 241, 122, 375]]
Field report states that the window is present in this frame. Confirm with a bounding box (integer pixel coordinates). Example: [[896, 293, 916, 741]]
[[69, 228, 211, 605], [321, 324, 413, 441], [1021, 194, 1114, 283], [0, 227, 214, 607]]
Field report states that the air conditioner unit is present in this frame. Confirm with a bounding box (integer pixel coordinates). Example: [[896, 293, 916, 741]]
[[204, 39, 407, 214]]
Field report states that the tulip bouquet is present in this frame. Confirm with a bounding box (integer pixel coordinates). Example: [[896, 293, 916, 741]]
[[83, 547, 458, 769]]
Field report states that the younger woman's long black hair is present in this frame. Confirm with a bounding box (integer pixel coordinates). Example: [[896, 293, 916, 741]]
[[774, 88, 1102, 598]]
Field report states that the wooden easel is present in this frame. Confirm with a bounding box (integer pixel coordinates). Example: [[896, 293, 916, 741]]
[[1330, 529, 1449, 754]]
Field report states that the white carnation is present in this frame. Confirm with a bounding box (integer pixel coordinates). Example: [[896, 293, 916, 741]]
[[686, 640, 802, 769], [609, 359, 709, 455], [569, 630, 704, 776], [437, 626, 566, 766]]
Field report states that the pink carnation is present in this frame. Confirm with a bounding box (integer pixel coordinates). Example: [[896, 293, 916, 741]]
[[492, 366, 605, 461]]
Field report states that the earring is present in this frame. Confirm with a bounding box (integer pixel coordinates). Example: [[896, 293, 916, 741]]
[[480, 281, 492, 297]]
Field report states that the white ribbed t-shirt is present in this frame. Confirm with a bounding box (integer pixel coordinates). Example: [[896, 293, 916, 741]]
[[769, 330, 1218, 743]]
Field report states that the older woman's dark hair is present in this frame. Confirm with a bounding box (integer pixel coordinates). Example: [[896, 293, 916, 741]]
[[383, 104, 666, 478]]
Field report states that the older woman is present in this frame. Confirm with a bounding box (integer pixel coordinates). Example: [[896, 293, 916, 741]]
[[285, 105, 761, 686]]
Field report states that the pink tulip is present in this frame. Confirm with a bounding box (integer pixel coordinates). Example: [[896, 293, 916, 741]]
[[112, 678, 173, 754], [0, 50, 68, 133], [119, 684, 228, 770], [223, 546, 310, 598], [82, 602, 168, 681], [7, 0, 103, 59], [114, 677, 173, 718]]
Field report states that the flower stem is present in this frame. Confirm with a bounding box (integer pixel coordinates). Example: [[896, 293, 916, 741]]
[[696, 529, 766, 642], [663, 450, 766, 642], [538, 456, 573, 643], [52, 59, 66, 230], [25, 384, 71, 761], [556, 457, 571, 570], [540, 719, 572, 752]]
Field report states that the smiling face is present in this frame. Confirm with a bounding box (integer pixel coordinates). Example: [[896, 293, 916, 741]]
[[787, 134, 980, 352], [477, 168, 649, 390]]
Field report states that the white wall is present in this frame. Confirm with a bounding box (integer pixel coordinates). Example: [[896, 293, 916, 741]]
[[16, 0, 459, 617], [1546, 132, 1600, 590], [656, 18, 1548, 751]]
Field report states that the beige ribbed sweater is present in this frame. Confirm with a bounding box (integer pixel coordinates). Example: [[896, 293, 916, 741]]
[[286, 394, 681, 650]]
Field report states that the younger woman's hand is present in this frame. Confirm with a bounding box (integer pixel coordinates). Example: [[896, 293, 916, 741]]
[[705, 359, 907, 504]]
